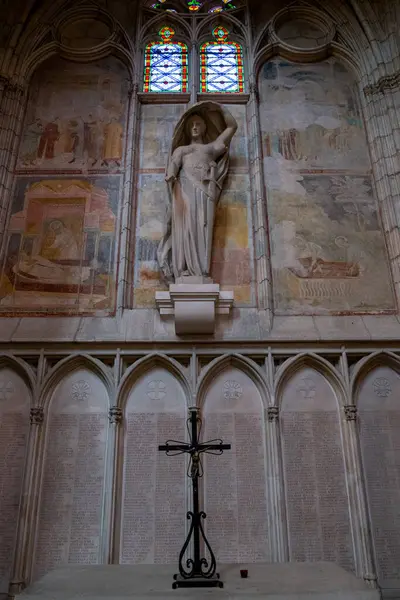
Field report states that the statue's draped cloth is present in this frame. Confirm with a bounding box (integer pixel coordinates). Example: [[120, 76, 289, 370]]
[[157, 102, 229, 282]]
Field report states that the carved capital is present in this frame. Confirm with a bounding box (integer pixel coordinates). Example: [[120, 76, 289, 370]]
[[30, 406, 44, 425], [267, 406, 279, 422], [363, 573, 378, 588], [344, 404, 357, 421], [109, 406, 123, 424]]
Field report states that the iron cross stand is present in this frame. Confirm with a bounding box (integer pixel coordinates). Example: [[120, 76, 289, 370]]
[[158, 406, 231, 589]]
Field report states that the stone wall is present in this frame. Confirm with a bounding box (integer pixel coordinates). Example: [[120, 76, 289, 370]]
[[0, 349, 399, 596]]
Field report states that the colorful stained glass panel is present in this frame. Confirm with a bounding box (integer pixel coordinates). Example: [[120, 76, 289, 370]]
[[144, 41, 188, 92], [200, 41, 244, 92]]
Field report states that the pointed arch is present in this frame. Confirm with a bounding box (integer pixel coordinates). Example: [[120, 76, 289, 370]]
[[252, 1, 380, 82], [196, 12, 248, 42], [351, 350, 400, 399], [117, 352, 192, 409], [39, 353, 114, 409], [275, 352, 347, 407], [140, 11, 192, 42], [196, 353, 271, 408], [0, 353, 35, 394]]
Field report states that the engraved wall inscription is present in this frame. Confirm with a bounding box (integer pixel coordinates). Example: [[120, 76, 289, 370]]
[[33, 369, 108, 579], [358, 366, 400, 587], [0, 369, 30, 595], [203, 367, 269, 563], [120, 368, 186, 564], [281, 368, 354, 570]]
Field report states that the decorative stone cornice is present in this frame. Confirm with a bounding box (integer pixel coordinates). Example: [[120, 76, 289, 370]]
[[30, 406, 44, 425], [344, 404, 357, 421], [364, 71, 400, 95], [109, 406, 123, 424], [267, 406, 279, 422]]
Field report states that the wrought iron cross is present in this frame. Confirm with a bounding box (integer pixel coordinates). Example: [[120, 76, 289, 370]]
[[158, 406, 231, 589]]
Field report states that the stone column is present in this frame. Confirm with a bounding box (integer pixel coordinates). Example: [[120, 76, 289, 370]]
[[360, 72, 400, 307], [341, 401, 377, 587], [106, 405, 123, 563], [246, 77, 272, 332], [190, 40, 197, 104], [116, 82, 137, 312], [265, 405, 286, 562], [8, 406, 44, 598], [0, 77, 26, 242]]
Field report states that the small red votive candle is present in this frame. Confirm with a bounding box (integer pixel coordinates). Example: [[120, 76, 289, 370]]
[[240, 569, 248, 578]]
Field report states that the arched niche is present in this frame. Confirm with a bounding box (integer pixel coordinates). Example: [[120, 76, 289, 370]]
[[280, 366, 354, 570], [33, 368, 109, 579], [202, 366, 269, 563], [258, 56, 394, 316], [2, 53, 130, 316], [357, 365, 400, 590], [0, 367, 31, 596], [120, 367, 187, 564]]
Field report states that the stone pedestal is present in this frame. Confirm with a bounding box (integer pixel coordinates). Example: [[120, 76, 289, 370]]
[[155, 283, 233, 335]]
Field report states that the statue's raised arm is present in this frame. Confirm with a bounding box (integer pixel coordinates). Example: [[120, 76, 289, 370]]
[[213, 105, 238, 154], [157, 101, 238, 283]]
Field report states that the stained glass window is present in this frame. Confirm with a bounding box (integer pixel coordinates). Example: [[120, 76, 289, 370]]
[[200, 26, 244, 93], [143, 26, 188, 92]]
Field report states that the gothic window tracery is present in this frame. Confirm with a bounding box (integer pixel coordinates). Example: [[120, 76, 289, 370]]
[[200, 26, 244, 93], [143, 26, 188, 92]]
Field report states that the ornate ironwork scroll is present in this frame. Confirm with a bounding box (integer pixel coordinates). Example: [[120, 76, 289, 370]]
[[158, 406, 231, 589]]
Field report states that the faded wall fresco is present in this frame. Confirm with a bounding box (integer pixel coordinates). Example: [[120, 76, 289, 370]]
[[18, 57, 129, 172], [134, 103, 253, 307], [0, 56, 129, 315], [259, 58, 395, 314], [0, 177, 120, 314]]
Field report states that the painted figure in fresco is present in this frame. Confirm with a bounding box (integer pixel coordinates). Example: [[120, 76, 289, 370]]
[[37, 120, 60, 160], [102, 118, 123, 167], [22, 119, 43, 165], [14, 220, 86, 285], [157, 101, 237, 282], [45, 220, 80, 261], [83, 114, 99, 166], [63, 120, 80, 163]]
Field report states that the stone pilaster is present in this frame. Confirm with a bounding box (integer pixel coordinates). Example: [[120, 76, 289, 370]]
[[9, 403, 44, 592], [116, 81, 137, 313], [360, 69, 400, 308], [340, 401, 377, 587], [246, 77, 272, 331], [265, 405, 286, 561], [0, 76, 26, 242]]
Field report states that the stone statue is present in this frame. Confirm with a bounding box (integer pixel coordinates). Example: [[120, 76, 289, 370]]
[[157, 101, 238, 283]]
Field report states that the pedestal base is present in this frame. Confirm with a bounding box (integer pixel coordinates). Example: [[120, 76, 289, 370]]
[[155, 283, 233, 335]]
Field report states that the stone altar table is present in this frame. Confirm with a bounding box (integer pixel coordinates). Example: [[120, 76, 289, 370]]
[[19, 562, 379, 600]]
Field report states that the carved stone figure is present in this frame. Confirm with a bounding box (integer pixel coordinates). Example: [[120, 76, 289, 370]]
[[157, 101, 237, 282]]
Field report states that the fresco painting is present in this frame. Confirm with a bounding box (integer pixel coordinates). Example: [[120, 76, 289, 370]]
[[0, 177, 120, 314], [134, 104, 253, 307], [18, 57, 129, 171], [259, 58, 395, 314]]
